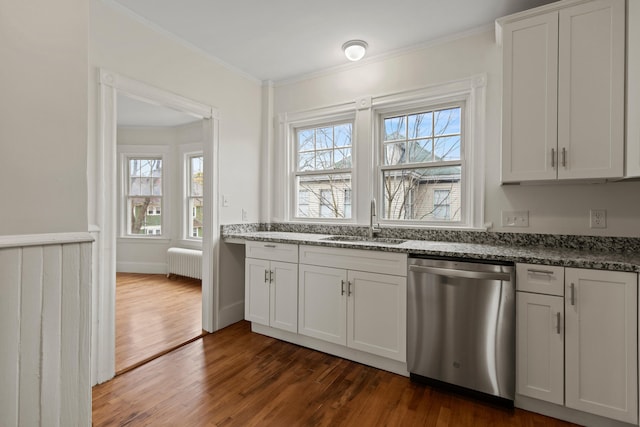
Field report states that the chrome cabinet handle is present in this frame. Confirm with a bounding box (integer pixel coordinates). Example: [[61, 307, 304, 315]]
[[269, 270, 274, 284], [264, 244, 276, 248], [348, 281, 352, 296], [341, 280, 345, 296], [556, 312, 561, 334], [551, 148, 556, 168], [570, 283, 575, 305], [561, 147, 567, 167], [528, 268, 554, 275], [264, 269, 269, 283]]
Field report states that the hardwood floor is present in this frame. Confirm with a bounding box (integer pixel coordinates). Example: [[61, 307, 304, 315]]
[[116, 273, 203, 374], [94, 321, 578, 427]]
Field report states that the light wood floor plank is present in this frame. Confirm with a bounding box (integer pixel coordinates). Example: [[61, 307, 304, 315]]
[[116, 273, 202, 373], [93, 321, 578, 427]]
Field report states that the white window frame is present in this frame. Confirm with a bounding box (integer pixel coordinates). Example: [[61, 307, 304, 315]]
[[117, 145, 171, 240], [281, 105, 357, 223], [186, 152, 204, 241], [372, 75, 486, 229], [180, 143, 204, 246], [276, 75, 486, 230]]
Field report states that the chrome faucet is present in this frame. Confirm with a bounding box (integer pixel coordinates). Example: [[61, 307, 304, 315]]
[[369, 198, 381, 239]]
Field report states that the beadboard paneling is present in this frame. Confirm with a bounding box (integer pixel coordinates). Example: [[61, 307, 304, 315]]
[[0, 234, 92, 427]]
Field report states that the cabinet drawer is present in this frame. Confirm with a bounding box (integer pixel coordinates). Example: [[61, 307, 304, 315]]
[[516, 263, 564, 295], [299, 245, 407, 276], [246, 241, 298, 263]]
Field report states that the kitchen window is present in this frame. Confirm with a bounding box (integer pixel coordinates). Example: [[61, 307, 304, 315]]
[[379, 105, 463, 223], [293, 121, 353, 220], [281, 75, 485, 229]]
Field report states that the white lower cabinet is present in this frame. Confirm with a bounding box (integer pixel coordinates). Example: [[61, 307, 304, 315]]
[[516, 263, 638, 424], [564, 268, 638, 424], [516, 292, 564, 404], [245, 242, 298, 333], [298, 246, 407, 362]]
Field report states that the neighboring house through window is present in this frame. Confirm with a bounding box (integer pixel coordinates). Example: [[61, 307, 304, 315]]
[[380, 105, 462, 223], [294, 121, 353, 220]]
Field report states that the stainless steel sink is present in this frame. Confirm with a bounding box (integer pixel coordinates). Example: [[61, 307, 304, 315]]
[[320, 235, 407, 245]]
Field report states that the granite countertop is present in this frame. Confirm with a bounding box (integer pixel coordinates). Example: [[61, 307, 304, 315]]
[[224, 230, 640, 273]]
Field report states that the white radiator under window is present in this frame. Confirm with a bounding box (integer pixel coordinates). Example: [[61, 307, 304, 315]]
[[167, 247, 202, 279]]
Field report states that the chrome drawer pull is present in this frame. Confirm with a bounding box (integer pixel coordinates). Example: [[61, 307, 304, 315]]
[[551, 148, 555, 168], [264, 244, 276, 248], [528, 269, 554, 275], [556, 312, 561, 334]]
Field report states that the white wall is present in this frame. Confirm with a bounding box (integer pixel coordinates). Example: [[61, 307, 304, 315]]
[[88, 0, 263, 228], [0, 0, 88, 235], [272, 29, 640, 238]]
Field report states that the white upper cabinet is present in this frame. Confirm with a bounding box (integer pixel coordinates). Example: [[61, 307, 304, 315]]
[[499, 0, 625, 183], [502, 12, 559, 182]]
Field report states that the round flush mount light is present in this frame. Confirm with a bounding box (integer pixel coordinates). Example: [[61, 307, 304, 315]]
[[342, 40, 368, 61]]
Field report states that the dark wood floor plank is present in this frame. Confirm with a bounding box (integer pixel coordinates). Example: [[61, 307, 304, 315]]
[[93, 321, 579, 427]]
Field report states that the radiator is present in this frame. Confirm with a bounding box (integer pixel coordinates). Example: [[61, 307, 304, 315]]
[[167, 247, 202, 279]]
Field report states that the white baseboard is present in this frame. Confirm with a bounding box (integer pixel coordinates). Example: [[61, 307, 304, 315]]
[[116, 261, 167, 275], [218, 301, 244, 330], [515, 394, 637, 427]]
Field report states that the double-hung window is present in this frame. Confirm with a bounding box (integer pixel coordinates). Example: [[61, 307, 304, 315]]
[[187, 154, 204, 239], [294, 121, 353, 220], [380, 105, 463, 223], [125, 157, 163, 236]]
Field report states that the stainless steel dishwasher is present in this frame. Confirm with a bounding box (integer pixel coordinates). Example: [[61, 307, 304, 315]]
[[407, 257, 515, 403]]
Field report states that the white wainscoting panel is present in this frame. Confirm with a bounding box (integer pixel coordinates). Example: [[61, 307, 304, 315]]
[[0, 233, 92, 427]]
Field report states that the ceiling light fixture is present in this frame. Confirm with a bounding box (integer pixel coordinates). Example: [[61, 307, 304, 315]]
[[342, 40, 368, 62]]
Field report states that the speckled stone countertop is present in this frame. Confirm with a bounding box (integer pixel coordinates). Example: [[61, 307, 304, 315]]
[[222, 224, 640, 273]]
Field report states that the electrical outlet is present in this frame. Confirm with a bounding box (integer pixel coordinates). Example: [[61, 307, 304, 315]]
[[501, 210, 529, 227], [590, 209, 607, 228], [242, 209, 248, 221], [222, 194, 229, 207]]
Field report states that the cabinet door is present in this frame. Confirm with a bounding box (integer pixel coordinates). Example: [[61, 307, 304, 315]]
[[270, 261, 298, 333], [565, 268, 638, 423], [627, 0, 640, 177], [347, 271, 406, 362], [298, 264, 346, 345], [557, 0, 625, 180], [245, 258, 270, 326], [501, 12, 558, 182], [516, 292, 563, 405]]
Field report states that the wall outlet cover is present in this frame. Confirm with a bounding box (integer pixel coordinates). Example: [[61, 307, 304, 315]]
[[501, 210, 529, 227], [590, 209, 607, 229]]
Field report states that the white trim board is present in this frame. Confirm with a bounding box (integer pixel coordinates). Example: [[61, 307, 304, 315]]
[[94, 69, 221, 385]]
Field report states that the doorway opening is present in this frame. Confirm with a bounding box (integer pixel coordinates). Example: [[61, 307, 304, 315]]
[[94, 70, 220, 384]]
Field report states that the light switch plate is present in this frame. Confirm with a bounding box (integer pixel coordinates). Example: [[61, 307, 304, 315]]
[[501, 210, 529, 227]]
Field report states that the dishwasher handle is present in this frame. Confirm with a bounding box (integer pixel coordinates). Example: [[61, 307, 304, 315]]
[[409, 264, 512, 282]]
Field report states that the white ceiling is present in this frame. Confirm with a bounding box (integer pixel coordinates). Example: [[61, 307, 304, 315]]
[[108, 0, 558, 83]]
